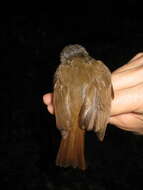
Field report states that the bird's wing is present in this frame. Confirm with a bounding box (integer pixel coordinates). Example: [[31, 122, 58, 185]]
[[78, 83, 98, 131], [94, 83, 112, 141], [78, 80, 112, 141], [53, 82, 71, 137]]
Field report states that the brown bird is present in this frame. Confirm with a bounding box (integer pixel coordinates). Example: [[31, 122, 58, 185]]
[[53, 44, 114, 170]]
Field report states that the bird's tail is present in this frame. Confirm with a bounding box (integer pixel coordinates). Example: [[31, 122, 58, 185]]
[[56, 125, 86, 170]]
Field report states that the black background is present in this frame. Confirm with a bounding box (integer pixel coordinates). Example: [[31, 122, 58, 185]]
[[2, 1, 143, 189]]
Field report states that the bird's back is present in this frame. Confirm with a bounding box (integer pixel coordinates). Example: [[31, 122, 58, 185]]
[[53, 45, 113, 169]]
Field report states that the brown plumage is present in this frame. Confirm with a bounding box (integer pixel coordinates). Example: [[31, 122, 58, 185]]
[[53, 44, 114, 170]]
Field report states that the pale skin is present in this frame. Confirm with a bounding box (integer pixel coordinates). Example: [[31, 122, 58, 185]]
[[43, 53, 143, 134]]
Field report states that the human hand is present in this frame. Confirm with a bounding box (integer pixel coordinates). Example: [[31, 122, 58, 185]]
[[43, 53, 143, 134], [43, 93, 54, 115], [109, 53, 143, 134]]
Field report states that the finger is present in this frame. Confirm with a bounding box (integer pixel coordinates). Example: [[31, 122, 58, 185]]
[[113, 53, 143, 73], [112, 65, 143, 91], [109, 113, 143, 134], [129, 52, 143, 62], [111, 83, 143, 116], [43, 93, 53, 106], [47, 104, 55, 115]]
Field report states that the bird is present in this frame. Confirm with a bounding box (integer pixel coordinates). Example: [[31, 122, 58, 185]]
[[53, 44, 114, 170]]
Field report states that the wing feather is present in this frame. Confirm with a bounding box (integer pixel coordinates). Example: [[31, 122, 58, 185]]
[[54, 83, 71, 137], [78, 81, 112, 141]]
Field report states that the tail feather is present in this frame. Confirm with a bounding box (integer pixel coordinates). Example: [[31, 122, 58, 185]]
[[56, 125, 86, 170]]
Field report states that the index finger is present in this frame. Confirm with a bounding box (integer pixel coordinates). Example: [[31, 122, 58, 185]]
[[113, 53, 143, 73], [43, 93, 53, 106], [112, 64, 143, 91]]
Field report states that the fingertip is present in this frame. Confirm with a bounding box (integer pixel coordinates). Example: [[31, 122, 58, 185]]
[[47, 104, 54, 115], [43, 93, 53, 105], [129, 52, 143, 62]]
